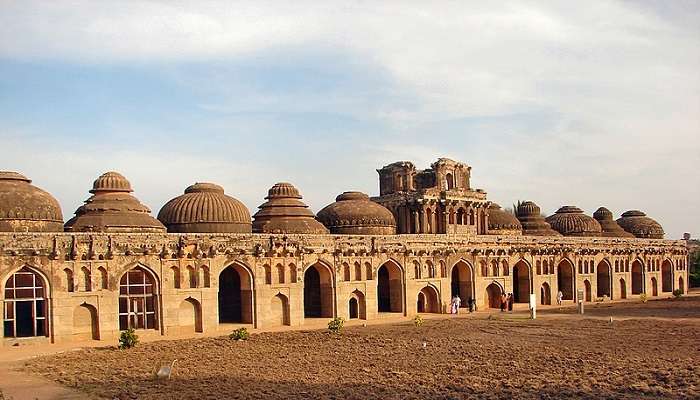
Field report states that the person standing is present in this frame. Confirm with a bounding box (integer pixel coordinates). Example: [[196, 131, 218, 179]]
[[450, 295, 461, 314], [500, 293, 507, 312], [557, 290, 564, 306], [507, 293, 514, 312], [468, 297, 474, 313]]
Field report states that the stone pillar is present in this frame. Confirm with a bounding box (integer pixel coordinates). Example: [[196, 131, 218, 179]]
[[412, 210, 419, 234]]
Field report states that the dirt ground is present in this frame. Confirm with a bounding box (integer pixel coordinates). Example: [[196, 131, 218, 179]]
[[21, 297, 700, 400]]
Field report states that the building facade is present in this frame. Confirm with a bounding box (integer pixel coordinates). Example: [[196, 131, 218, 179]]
[[0, 161, 689, 345]]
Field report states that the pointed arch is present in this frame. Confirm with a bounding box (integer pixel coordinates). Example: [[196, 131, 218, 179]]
[[179, 297, 203, 333], [73, 303, 99, 340], [450, 259, 474, 307], [596, 259, 612, 298], [631, 259, 644, 295], [218, 261, 255, 324], [485, 281, 504, 309], [118, 265, 159, 331], [377, 259, 404, 313], [98, 266, 108, 290], [354, 262, 362, 281], [661, 259, 673, 293], [350, 289, 367, 320], [540, 282, 551, 305], [304, 261, 334, 318], [512, 259, 531, 303], [417, 284, 440, 313], [557, 258, 575, 301], [270, 293, 290, 326], [3, 266, 50, 338], [81, 266, 92, 292]]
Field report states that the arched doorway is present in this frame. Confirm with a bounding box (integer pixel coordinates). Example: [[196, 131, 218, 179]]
[[631, 260, 643, 295], [218, 263, 254, 324], [661, 261, 672, 293], [557, 260, 575, 300], [540, 282, 551, 305], [446, 173, 454, 190], [584, 280, 592, 302], [451, 260, 473, 308], [485, 282, 503, 309], [678, 277, 684, 294], [596, 261, 612, 298], [270, 294, 290, 327], [512, 260, 530, 303], [650, 277, 658, 297], [304, 262, 334, 318], [179, 298, 202, 333], [118, 266, 158, 331], [417, 286, 440, 313], [73, 303, 99, 340], [3, 267, 49, 338], [619, 278, 627, 299], [350, 290, 366, 320], [377, 261, 403, 313]]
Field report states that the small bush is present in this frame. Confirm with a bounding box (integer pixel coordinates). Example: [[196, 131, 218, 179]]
[[229, 327, 249, 341], [639, 293, 648, 303], [119, 328, 139, 349], [413, 315, 424, 327], [672, 289, 683, 298], [328, 317, 344, 334]]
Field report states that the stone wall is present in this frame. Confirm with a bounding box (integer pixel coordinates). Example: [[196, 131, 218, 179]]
[[0, 232, 689, 345]]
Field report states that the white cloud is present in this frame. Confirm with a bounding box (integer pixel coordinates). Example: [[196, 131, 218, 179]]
[[0, 1, 698, 238]]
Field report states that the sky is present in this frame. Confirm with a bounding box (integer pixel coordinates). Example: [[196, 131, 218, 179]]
[[0, 1, 698, 239]]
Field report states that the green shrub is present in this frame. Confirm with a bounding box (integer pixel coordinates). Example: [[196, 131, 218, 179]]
[[413, 315, 424, 327], [118, 328, 139, 349], [328, 317, 344, 334], [672, 289, 683, 298], [639, 293, 648, 303], [229, 327, 250, 341]]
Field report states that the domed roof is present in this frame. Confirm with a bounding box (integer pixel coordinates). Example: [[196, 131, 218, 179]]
[[316, 191, 396, 235], [616, 210, 664, 239], [252, 183, 329, 234], [486, 203, 522, 236], [515, 201, 561, 236], [593, 207, 635, 238], [64, 172, 166, 233], [545, 206, 602, 237], [157, 182, 252, 233], [0, 171, 64, 232]]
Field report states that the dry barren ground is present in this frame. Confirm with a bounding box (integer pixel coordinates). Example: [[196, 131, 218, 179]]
[[23, 297, 700, 399]]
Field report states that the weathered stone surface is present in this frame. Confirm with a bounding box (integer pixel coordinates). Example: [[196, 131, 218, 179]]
[[0, 171, 63, 232], [617, 210, 665, 239], [317, 191, 396, 235], [546, 206, 602, 237]]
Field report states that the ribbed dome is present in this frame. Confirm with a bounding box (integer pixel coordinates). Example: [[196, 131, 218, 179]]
[[593, 207, 635, 238], [486, 203, 522, 236], [157, 182, 252, 233], [0, 171, 64, 232], [616, 210, 664, 239], [65, 172, 165, 233], [91, 171, 132, 193], [316, 191, 396, 235], [252, 182, 329, 234], [545, 206, 602, 237], [515, 201, 561, 236]]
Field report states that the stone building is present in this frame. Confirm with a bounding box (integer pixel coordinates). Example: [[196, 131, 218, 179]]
[[0, 159, 689, 345]]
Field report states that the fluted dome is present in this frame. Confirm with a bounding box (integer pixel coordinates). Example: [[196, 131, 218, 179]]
[[545, 206, 602, 237], [316, 191, 396, 235], [616, 210, 664, 239], [64, 172, 166, 233], [252, 183, 329, 234], [593, 207, 634, 238], [515, 201, 561, 236], [486, 203, 522, 236], [157, 183, 251, 233], [0, 171, 63, 232]]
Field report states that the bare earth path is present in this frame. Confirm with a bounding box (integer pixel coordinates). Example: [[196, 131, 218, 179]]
[[7, 296, 700, 400]]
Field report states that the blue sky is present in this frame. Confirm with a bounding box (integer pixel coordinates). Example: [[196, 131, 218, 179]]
[[1, 1, 698, 238]]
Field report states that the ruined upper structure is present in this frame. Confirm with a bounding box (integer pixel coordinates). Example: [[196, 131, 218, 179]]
[[158, 183, 252, 233], [373, 158, 488, 234], [317, 191, 396, 235], [252, 183, 329, 234], [546, 206, 603, 237], [594, 207, 635, 238], [486, 203, 522, 236], [617, 210, 664, 239], [0, 171, 63, 232], [515, 201, 561, 236], [64, 172, 166, 233]]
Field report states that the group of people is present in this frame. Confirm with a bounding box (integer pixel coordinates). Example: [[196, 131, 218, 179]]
[[499, 293, 515, 312], [449, 295, 475, 314]]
